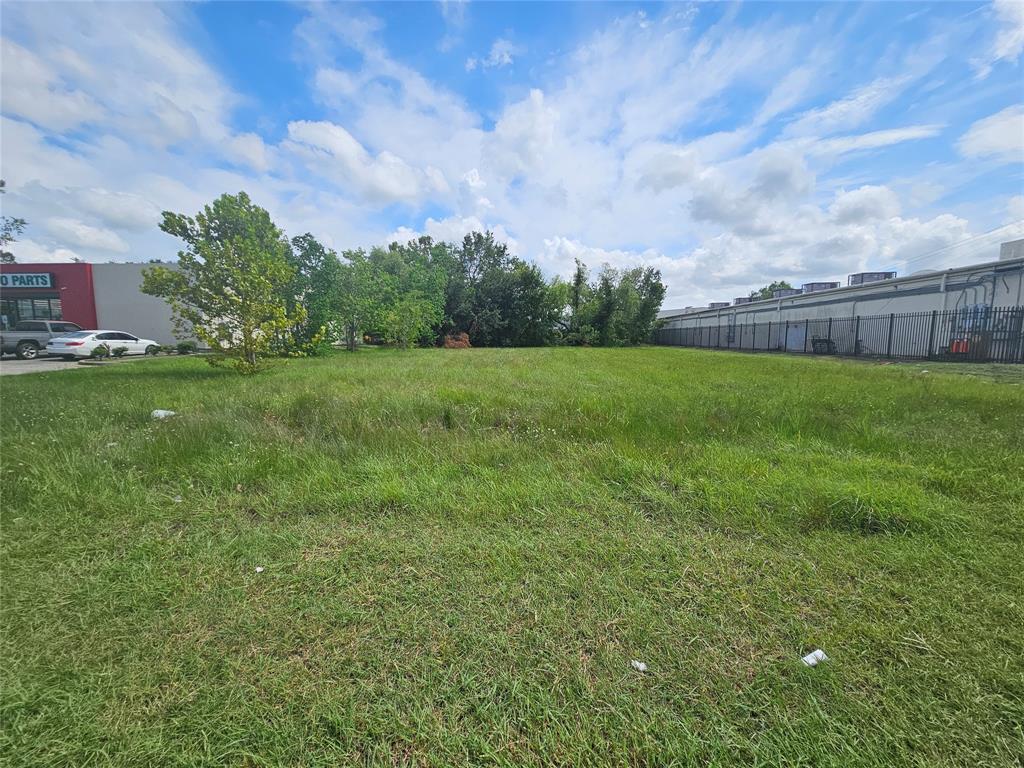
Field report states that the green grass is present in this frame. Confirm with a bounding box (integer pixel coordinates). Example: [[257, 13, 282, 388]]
[[2, 347, 1023, 767]]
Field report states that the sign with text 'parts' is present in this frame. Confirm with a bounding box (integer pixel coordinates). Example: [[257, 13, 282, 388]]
[[0, 273, 54, 289]]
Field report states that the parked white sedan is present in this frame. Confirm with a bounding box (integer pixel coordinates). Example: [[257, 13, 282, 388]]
[[47, 330, 161, 359]]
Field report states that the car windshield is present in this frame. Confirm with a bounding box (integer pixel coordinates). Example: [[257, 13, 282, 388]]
[[60, 331, 95, 339]]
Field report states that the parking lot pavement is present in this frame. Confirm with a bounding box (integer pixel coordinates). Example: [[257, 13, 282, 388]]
[[0, 356, 86, 376], [0, 354, 166, 376]]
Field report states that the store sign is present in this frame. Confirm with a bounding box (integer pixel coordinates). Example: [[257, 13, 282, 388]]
[[0, 273, 54, 289]]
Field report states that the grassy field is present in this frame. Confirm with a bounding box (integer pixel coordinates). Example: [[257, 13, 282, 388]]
[[2, 348, 1022, 767]]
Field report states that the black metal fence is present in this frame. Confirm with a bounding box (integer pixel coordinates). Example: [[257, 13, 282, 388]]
[[653, 306, 1024, 364]]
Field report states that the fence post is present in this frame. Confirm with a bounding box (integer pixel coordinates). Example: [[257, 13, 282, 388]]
[[784, 320, 789, 352], [886, 313, 895, 358], [767, 321, 771, 352], [854, 316, 860, 356], [804, 318, 810, 353], [827, 317, 833, 342], [927, 310, 937, 359]]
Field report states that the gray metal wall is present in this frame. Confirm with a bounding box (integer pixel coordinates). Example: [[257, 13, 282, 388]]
[[661, 258, 1024, 330], [92, 263, 182, 344]]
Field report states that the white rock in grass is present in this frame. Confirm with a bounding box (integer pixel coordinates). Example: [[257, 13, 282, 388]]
[[172, 495, 183, 503], [630, 659, 647, 672], [255, 566, 265, 574], [151, 409, 176, 419], [801, 649, 828, 667]]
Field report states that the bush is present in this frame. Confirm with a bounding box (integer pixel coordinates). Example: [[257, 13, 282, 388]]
[[90, 343, 110, 359], [160, 345, 176, 355], [111, 346, 129, 358], [176, 341, 198, 355]]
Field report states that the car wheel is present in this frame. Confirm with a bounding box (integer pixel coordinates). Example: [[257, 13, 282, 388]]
[[145, 345, 159, 356], [15, 342, 39, 360]]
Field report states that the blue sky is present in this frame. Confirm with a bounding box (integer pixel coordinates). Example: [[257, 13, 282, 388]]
[[1, 1, 1022, 306]]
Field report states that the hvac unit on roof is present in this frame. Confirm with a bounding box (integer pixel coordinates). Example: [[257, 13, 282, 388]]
[[802, 281, 840, 293], [848, 271, 897, 286], [771, 287, 802, 298]]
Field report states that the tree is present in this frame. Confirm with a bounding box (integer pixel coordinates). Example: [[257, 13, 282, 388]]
[[0, 180, 27, 264], [570, 258, 588, 331], [749, 280, 793, 300], [365, 240, 445, 347], [620, 266, 666, 344], [591, 267, 619, 346], [142, 192, 308, 373], [575, 264, 666, 346], [447, 231, 510, 344], [336, 249, 385, 351], [380, 294, 440, 348], [280, 233, 337, 354], [432, 231, 560, 346]]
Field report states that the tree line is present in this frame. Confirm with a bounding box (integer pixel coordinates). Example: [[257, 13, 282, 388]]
[[143, 192, 666, 372]]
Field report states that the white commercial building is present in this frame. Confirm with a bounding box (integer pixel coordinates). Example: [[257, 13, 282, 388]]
[[656, 242, 1024, 363]]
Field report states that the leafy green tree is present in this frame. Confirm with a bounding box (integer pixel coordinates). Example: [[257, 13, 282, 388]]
[[364, 239, 446, 347], [333, 249, 374, 352], [280, 233, 339, 354], [577, 264, 666, 346], [335, 249, 382, 351], [434, 231, 557, 346], [591, 267, 619, 346], [142, 192, 308, 373], [447, 231, 510, 343], [749, 280, 793, 300], [380, 294, 440, 348], [570, 259, 588, 330], [495, 260, 557, 346], [620, 266, 667, 344], [546, 276, 572, 341]]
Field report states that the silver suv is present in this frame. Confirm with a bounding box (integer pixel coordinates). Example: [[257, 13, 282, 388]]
[[0, 320, 84, 359]]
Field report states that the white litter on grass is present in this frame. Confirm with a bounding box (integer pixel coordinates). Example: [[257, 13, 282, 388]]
[[801, 649, 828, 667], [255, 566, 265, 574], [172, 495, 183, 503], [631, 660, 647, 672], [105, 442, 118, 448], [151, 409, 176, 419]]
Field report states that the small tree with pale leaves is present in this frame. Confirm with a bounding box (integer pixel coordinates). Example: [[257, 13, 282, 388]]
[[142, 192, 311, 373]]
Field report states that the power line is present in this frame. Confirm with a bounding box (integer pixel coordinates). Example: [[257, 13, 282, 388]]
[[906, 222, 1021, 263], [874, 221, 1024, 274]]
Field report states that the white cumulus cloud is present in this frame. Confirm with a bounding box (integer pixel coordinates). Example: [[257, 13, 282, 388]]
[[958, 105, 1024, 163], [45, 218, 130, 253]]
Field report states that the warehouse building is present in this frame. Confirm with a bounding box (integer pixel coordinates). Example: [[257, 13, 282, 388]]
[[0, 262, 181, 343], [656, 241, 1024, 363]]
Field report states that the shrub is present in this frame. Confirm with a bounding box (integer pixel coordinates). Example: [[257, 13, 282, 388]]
[[176, 341, 197, 355], [90, 343, 110, 359], [111, 346, 129, 358], [160, 345, 176, 355]]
